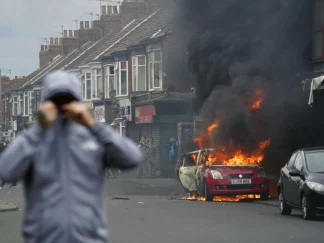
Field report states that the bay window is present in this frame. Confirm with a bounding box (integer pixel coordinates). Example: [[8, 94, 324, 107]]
[[148, 50, 162, 89], [95, 69, 103, 98], [24, 91, 29, 116], [115, 61, 128, 96], [105, 65, 115, 98], [12, 96, 18, 116], [132, 55, 146, 91]]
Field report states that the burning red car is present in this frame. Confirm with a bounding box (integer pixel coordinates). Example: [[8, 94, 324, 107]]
[[178, 149, 270, 201]]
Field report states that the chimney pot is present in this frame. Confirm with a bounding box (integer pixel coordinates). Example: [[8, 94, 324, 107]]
[[41, 45, 44, 51], [50, 37, 54, 45], [101, 5, 107, 15], [85, 21, 90, 28], [80, 21, 84, 29], [59, 38, 63, 45], [55, 38, 59, 45], [69, 30, 73, 37], [64, 30, 68, 37], [15, 76, 18, 79], [74, 30, 78, 37]]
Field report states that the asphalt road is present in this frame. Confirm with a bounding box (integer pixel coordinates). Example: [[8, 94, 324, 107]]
[[0, 176, 323, 243]]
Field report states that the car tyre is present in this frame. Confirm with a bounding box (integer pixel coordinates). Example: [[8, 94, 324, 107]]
[[302, 195, 316, 220], [203, 180, 214, 202], [279, 191, 292, 215]]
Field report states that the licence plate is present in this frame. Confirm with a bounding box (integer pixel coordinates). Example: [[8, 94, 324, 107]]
[[231, 179, 251, 184]]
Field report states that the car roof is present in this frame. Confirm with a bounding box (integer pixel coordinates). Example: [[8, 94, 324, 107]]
[[300, 147, 324, 152]]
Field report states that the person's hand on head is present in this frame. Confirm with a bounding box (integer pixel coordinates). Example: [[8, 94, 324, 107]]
[[38, 101, 58, 130], [62, 101, 95, 128]]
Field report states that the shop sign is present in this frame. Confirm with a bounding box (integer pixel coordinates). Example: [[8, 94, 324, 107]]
[[135, 105, 156, 124]]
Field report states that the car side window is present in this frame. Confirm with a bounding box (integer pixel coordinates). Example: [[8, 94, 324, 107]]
[[287, 153, 297, 169], [183, 154, 197, 167], [200, 151, 207, 166], [293, 153, 303, 171]]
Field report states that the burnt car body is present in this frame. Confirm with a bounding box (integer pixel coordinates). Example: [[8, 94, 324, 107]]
[[278, 147, 324, 220], [178, 149, 270, 201]]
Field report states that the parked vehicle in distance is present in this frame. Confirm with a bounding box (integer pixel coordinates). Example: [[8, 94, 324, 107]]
[[178, 149, 270, 201], [278, 147, 324, 220]]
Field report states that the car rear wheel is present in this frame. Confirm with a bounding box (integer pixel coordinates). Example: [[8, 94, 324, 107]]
[[279, 191, 292, 215], [203, 180, 214, 202], [302, 195, 316, 220]]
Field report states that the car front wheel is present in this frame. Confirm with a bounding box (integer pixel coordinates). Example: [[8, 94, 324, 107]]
[[279, 191, 292, 215], [203, 180, 214, 202], [302, 195, 316, 220]]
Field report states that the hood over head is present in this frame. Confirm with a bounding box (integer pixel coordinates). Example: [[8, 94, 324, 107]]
[[42, 71, 82, 102]]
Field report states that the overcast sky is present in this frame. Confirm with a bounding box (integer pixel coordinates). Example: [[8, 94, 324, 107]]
[[0, 0, 120, 77]]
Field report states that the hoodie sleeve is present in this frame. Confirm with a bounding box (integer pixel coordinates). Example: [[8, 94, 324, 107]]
[[90, 123, 143, 170], [0, 126, 42, 181]]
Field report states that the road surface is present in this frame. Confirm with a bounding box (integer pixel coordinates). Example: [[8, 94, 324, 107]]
[[0, 176, 323, 243]]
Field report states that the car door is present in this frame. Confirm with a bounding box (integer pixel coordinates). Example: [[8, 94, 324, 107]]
[[179, 153, 198, 192], [196, 150, 209, 191], [281, 152, 297, 203], [289, 153, 304, 206]]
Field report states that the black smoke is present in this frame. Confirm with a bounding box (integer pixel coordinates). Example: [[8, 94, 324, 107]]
[[169, 0, 314, 174]]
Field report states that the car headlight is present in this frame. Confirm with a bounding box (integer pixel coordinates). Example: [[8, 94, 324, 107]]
[[306, 181, 324, 194], [257, 170, 267, 178], [211, 170, 223, 179]]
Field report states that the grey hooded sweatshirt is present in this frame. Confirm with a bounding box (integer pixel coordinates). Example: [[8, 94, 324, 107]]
[[0, 71, 143, 243]]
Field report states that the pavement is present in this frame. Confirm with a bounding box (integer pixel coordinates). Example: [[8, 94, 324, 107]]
[[0, 178, 323, 243]]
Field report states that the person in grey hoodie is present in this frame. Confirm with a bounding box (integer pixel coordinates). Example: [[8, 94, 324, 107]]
[[0, 71, 143, 243]]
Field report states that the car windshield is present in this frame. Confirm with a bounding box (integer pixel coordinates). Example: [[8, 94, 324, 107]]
[[305, 151, 324, 173]]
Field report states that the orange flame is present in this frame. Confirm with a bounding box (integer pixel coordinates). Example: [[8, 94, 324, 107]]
[[251, 89, 264, 110]]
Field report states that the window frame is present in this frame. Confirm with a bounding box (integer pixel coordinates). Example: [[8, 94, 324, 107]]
[[84, 72, 92, 100], [24, 91, 29, 116], [312, 0, 324, 61], [95, 69, 103, 98], [105, 65, 115, 98], [132, 55, 147, 92], [115, 61, 129, 97], [148, 49, 162, 90], [12, 96, 18, 116], [28, 91, 35, 115]]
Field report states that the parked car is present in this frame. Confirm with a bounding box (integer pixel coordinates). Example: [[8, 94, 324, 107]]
[[278, 147, 324, 220], [178, 149, 270, 201]]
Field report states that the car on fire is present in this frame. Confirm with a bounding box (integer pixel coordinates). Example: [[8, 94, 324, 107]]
[[278, 147, 324, 220], [178, 148, 270, 201]]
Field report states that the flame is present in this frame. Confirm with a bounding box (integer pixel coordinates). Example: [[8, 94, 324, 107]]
[[251, 89, 264, 110], [183, 194, 262, 202]]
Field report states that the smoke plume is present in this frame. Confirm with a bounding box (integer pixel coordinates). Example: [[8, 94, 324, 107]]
[[170, 0, 313, 173]]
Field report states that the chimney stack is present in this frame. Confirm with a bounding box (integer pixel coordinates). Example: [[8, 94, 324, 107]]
[[41, 45, 45, 51], [69, 30, 73, 37], [107, 5, 112, 14], [85, 21, 90, 28], [80, 21, 84, 29], [101, 5, 107, 15], [64, 30, 68, 37], [50, 37, 54, 45], [74, 30, 78, 37]]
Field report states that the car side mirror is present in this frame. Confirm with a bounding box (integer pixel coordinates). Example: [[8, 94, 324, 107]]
[[289, 169, 301, 177]]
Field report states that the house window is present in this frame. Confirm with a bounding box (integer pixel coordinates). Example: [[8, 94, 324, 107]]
[[115, 61, 128, 96], [28, 91, 35, 114], [96, 69, 103, 98], [35, 90, 41, 111], [105, 65, 115, 98], [12, 96, 18, 116], [85, 73, 92, 100], [24, 92, 29, 116], [148, 50, 162, 89], [313, 0, 324, 60], [132, 55, 146, 91], [19, 93, 23, 116]]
